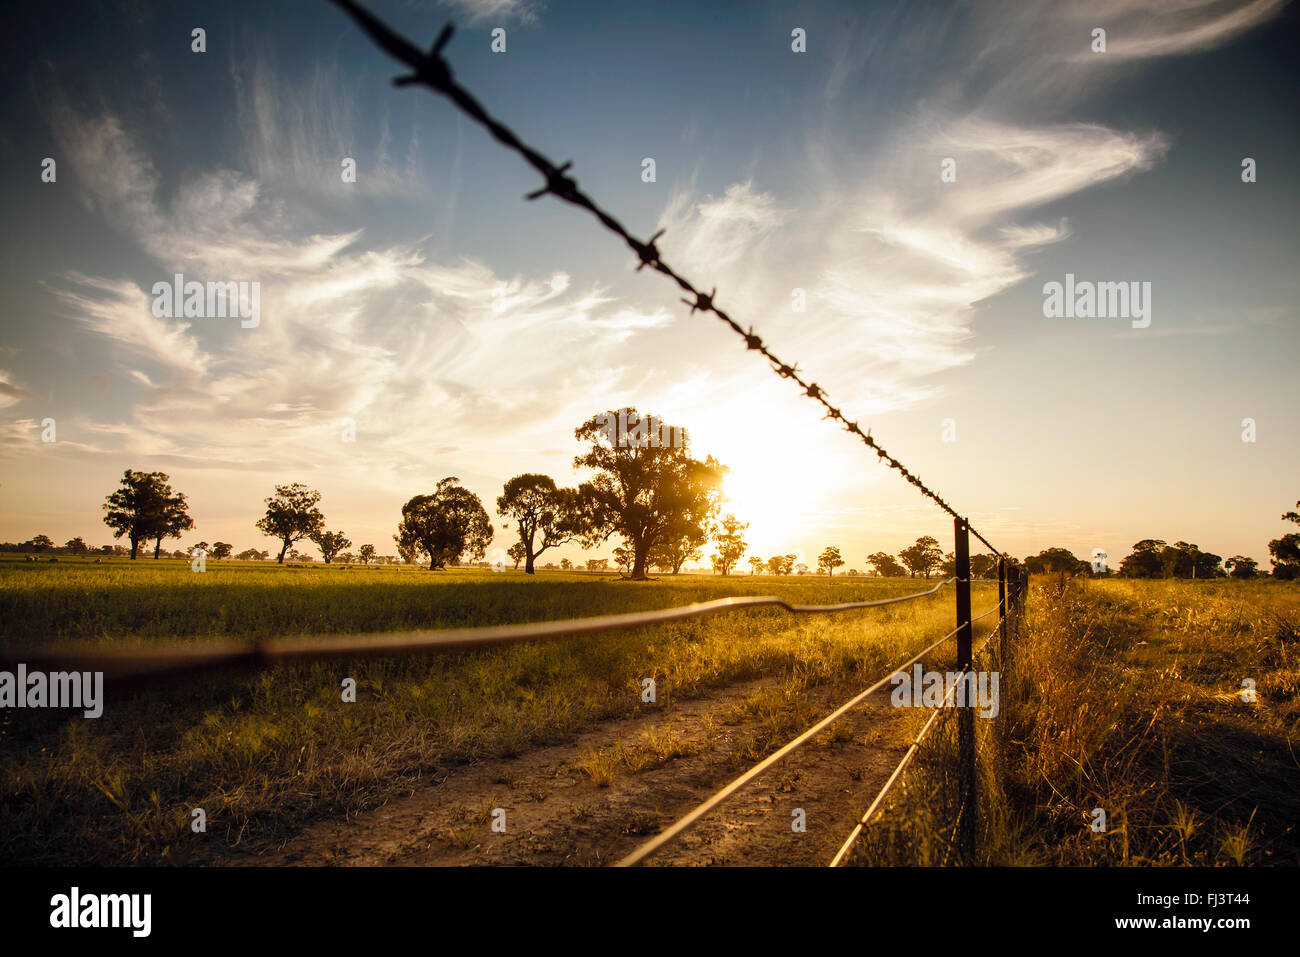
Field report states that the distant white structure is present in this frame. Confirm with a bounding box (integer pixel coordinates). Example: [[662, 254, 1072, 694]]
[[1091, 548, 1108, 574]]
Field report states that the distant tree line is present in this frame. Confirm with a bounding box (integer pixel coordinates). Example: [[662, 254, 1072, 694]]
[[23, 408, 733, 579], [16, 444, 1300, 585]]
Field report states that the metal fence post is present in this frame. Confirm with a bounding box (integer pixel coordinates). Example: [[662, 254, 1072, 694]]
[[1009, 565, 1019, 638], [998, 558, 1008, 672], [995, 557, 1008, 763], [954, 517, 975, 864]]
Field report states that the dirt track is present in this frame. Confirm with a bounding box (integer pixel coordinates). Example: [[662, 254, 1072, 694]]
[[219, 675, 919, 867]]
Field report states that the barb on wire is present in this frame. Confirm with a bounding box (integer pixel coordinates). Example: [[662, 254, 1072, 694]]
[[328, 0, 1004, 559]]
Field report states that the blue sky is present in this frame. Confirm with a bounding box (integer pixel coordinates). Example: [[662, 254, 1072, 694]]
[[1, 0, 1297, 568]]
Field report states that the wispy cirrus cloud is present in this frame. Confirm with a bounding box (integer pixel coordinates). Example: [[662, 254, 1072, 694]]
[[427, 0, 543, 26], [230, 47, 429, 201], [1062, 0, 1286, 60], [652, 114, 1168, 419], [960, 0, 1285, 108], [0, 373, 37, 409], [31, 99, 673, 480]]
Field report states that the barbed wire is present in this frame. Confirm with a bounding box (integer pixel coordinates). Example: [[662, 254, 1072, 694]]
[[327, 0, 1005, 559]]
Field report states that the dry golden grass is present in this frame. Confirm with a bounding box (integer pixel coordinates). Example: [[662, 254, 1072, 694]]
[[850, 577, 1300, 866]]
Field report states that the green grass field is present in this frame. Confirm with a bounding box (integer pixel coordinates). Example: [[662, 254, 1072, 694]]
[[0, 557, 997, 865], [4, 560, 1296, 866]]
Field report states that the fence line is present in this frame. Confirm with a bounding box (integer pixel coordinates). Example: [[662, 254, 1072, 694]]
[[615, 602, 1001, 867], [828, 612, 1003, 866], [0, 577, 962, 689]]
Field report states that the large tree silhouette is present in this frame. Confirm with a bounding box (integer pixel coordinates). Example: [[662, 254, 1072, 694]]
[[103, 470, 181, 560], [898, 536, 943, 578], [497, 473, 580, 574], [256, 483, 325, 564], [572, 407, 724, 581], [396, 477, 493, 570]]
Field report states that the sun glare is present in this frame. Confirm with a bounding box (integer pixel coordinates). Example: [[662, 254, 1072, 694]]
[[717, 448, 819, 552]]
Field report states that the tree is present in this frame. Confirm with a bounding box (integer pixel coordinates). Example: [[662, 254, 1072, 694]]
[[396, 477, 493, 570], [572, 407, 725, 581], [210, 542, 233, 560], [1192, 546, 1224, 579], [103, 470, 176, 560], [150, 485, 194, 559], [711, 514, 748, 576], [586, 558, 609, 571], [613, 544, 633, 575], [235, 548, 267, 561], [256, 483, 325, 564], [867, 551, 906, 578], [970, 554, 998, 579], [940, 551, 956, 577], [1158, 541, 1223, 579], [818, 546, 845, 577], [1119, 540, 1165, 578], [27, 534, 55, 553], [1024, 548, 1086, 576], [899, 536, 943, 578], [359, 544, 376, 564], [1268, 501, 1300, 579], [497, 473, 581, 574], [647, 482, 717, 576], [648, 534, 706, 575], [64, 537, 88, 554], [766, 554, 795, 576], [748, 556, 764, 575], [1224, 556, 1258, 579], [560, 557, 573, 570], [194, 541, 211, 555], [507, 541, 526, 570], [312, 529, 352, 564]]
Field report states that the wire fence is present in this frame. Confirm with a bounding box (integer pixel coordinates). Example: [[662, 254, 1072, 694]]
[[3, 0, 1033, 869], [320, 0, 1032, 862], [828, 607, 1004, 867], [614, 600, 1005, 867], [3, 577, 959, 689]]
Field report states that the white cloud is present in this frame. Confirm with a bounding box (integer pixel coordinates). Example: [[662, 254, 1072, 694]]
[[1065, 0, 1285, 60], [651, 117, 1167, 421], [230, 50, 428, 201], [0, 372, 36, 409], [32, 103, 684, 490], [431, 0, 543, 26]]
